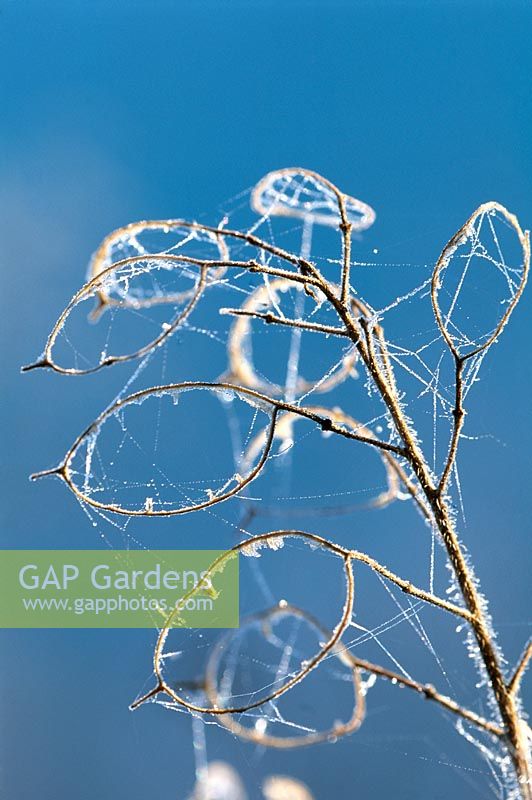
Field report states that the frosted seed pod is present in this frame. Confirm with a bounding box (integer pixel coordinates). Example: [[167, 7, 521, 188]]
[[252, 168, 376, 232], [242, 405, 400, 511], [431, 202, 529, 361], [202, 593, 364, 748], [140, 532, 356, 736], [87, 218, 230, 317], [225, 278, 358, 396], [30, 382, 278, 516], [204, 596, 363, 749], [22, 255, 208, 375]]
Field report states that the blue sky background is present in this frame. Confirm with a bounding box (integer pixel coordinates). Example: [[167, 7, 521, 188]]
[[1, 1, 531, 798]]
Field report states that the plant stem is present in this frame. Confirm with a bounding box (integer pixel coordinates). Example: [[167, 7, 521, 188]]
[[329, 280, 531, 798]]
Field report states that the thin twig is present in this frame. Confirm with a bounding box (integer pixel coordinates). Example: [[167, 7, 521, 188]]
[[349, 550, 472, 621], [509, 640, 532, 696], [347, 654, 503, 737], [438, 355, 465, 495], [219, 307, 350, 338]]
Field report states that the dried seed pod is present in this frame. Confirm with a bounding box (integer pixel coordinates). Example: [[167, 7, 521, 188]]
[[87, 219, 229, 319], [22, 255, 208, 375], [252, 168, 375, 232], [133, 532, 355, 720], [242, 406, 400, 511], [226, 278, 357, 396], [431, 202, 530, 361], [203, 602, 364, 748], [30, 383, 279, 514]]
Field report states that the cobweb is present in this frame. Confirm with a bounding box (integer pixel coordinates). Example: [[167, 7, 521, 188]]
[[26, 169, 530, 799]]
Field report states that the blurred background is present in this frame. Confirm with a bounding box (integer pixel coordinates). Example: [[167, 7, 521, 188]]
[[1, 1, 531, 798]]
